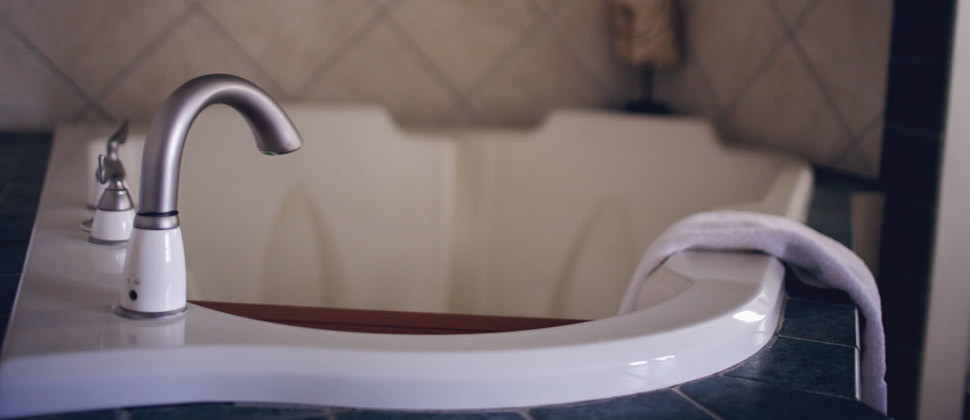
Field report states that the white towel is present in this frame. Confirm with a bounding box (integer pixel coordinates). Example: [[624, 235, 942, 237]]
[[618, 211, 887, 414]]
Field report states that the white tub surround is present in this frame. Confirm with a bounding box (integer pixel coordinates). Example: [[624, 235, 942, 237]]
[[0, 106, 811, 417]]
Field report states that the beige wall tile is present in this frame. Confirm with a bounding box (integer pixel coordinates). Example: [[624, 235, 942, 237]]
[[389, 0, 538, 95], [553, 0, 640, 101], [856, 120, 885, 178], [686, 0, 785, 104], [0, 0, 191, 96], [0, 23, 87, 129], [829, 148, 876, 178], [468, 26, 608, 126], [304, 22, 458, 126], [652, 0, 892, 179], [98, 13, 283, 123], [720, 45, 848, 164], [533, 0, 561, 12], [772, 0, 815, 26], [796, 0, 892, 135], [653, 52, 721, 117], [201, 0, 377, 96]]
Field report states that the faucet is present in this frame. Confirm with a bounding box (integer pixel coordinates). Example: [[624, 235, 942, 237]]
[[119, 74, 302, 317], [90, 120, 136, 244]]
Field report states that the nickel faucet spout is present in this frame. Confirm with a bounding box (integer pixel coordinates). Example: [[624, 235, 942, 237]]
[[121, 74, 303, 317], [136, 73, 302, 228]]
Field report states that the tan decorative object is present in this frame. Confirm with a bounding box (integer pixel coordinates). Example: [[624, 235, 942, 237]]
[[611, 0, 681, 67]]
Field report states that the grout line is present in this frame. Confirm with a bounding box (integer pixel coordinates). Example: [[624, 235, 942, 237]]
[[771, 0, 857, 145], [717, 0, 820, 121], [721, 372, 862, 401], [826, 110, 886, 169], [838, 149, 876, 177], [436, 5, 548, 121], [826, 143, 872, 175], [853, 111, 885, 139], [76, 2, 198, 120], [193, 3, 290, 98], [462, 3, 548, 95], [786, 294, 855, 309], [292, 2, 386, 99], [788, 0, 822, 33], [672, 388, 725, 420], [883, 123, 944, 139], [775, 333, 859, 349], [533, 0, 615, 98], [0, 14, 113, 122], [379, 6, 476, 116], [684, 46, 724, 112], [715, 34, 787, 121]]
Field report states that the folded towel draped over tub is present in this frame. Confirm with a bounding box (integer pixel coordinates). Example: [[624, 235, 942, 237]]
[[618, 211, 887, 414]]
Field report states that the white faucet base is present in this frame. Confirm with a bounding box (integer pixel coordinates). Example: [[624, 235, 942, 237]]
[[121, 227, 187, 313], [90, 208, 135, 243]]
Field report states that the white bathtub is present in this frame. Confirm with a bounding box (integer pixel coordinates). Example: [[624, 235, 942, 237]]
[[0, 106, 812, 417]]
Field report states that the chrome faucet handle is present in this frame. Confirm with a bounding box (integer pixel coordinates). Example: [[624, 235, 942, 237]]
[[90, 163, 135, 244], [90, 120, 135, 244], [105, 120, 129, 160], [95, 121, 129, 185], [95, 155, 133, 212], [96, 153, 126, 186]]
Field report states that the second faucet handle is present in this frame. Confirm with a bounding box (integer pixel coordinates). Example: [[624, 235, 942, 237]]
[[89, 121, 135, 245], [95, 120, 130, 185]]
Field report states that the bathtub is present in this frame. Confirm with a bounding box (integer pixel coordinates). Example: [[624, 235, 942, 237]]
[[0, 106, 812, 417]]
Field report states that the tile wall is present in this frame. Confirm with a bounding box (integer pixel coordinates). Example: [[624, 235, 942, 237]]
[[0, 0, 896, 179], [0, 0, 639, 128], [654, 0, 893, 179]]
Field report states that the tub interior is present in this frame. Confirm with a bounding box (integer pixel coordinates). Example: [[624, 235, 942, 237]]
[[111, 106, 810, 320]]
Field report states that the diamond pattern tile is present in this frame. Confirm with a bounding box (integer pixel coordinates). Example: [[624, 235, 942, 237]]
[[551, 0, 640, 100], [830, 148, 874, 178], [389, 0, 538, 96], [0, 0, 639, 131], [686, 0, 786, 106], [655, 0, 891, 178], [98, 12, 284, 122], [0, 0, 890, 178], [795, 0, 892, 135], [830, 116, 883, 178], [0, 0, 192, 97], [201, 0, 378, 96], [772, 0, 816, 26], [467, 25, 607, 125], [0, 20, 88, 129], [653, 49, 721, 117], [721, 44, 849, 165], [304, 21, 458, 125]]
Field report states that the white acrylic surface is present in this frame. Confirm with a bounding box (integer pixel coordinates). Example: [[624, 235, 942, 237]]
[[0, 106, 810, 417], [89, 208, 134, 243], [165, 107, 806, 319]]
